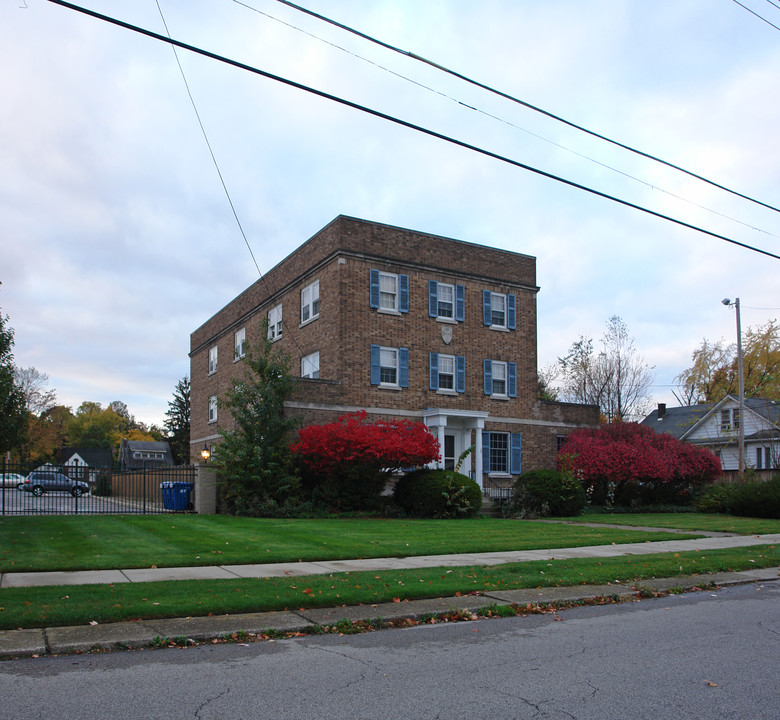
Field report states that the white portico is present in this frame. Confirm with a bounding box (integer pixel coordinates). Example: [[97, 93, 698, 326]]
[[421, 408, 489, 487]]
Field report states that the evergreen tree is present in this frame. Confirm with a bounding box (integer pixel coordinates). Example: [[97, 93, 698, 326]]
[[214, 325, 300, 515], [164, 375, 191, 464]]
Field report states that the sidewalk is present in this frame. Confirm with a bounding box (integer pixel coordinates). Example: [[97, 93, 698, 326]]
[[1, 533, 778, 660]]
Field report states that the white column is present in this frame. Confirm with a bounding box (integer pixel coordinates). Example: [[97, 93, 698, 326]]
[[437, 425, 446, 469], [474, 427, 483, 489]]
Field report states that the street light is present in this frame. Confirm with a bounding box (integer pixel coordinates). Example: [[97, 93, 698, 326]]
[[200, 443, 211, 462], [722, 298, 745, 478]]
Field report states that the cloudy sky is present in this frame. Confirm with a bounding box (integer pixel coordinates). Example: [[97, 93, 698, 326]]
[[2, 0, 779, 427]]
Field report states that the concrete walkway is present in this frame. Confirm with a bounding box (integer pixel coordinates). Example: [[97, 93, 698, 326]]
[[1, 533, 777, 660], [2, 533, 778, 589]]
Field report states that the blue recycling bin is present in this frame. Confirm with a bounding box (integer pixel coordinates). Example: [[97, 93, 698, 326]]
[[160, 481, 175, 510], [160, 481, 194, 511], [172, 481, 194, 511]]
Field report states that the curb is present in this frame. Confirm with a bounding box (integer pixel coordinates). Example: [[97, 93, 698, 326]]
[[2, 566, 777, 660]]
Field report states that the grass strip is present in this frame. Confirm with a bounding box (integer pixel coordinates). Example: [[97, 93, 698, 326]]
[[0, 544, 775, 631], [0, 515, 702, 573], [559, 513, 780, 535]]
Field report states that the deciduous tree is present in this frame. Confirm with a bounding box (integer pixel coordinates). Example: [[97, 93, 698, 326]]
[[675, 319, 779, 404], [557, 316, 654, 421], [14, 367, 56, 416]]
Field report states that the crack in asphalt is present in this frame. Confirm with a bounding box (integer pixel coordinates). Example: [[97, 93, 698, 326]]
[[194, 687, 230, 718]]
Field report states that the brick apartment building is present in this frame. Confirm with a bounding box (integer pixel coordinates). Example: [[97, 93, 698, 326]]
[[189, 216, 598, 492]]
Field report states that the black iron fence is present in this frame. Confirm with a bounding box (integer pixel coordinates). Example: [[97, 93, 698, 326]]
[[0, 460, 196, 515]]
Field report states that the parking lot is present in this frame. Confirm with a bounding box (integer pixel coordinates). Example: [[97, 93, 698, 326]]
[[0, 485, 168, 515]]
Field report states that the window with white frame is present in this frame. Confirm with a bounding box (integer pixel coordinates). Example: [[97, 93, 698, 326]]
[[234, 327, 246, 360], [428, 281, 465, 321], [380, 272, 399, 311], [483, 359, 517, 398], [370, 269, 409, 313], [437, 283, 454, 319], [429, 353, 465, 393], [208, 395, 218, 423], [301, 280, 320, 323], [438, 354, 455, 390], [491, 293, 506, 328], [720, 408, 740, 431], [301, 351, 320, 379], [492, 361, 507, 396], [482, 290, 516, 329], [489, 432, 509, 473], [370, 345, 408, 388], [482, 430, 522, 475], [380, 347, 398, 385], [267, 304, 283, 340], [208, 346, 218, 375]]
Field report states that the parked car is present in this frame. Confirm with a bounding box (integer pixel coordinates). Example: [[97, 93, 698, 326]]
[[1, 472, 26, 488], [19, 470, 90, 498]]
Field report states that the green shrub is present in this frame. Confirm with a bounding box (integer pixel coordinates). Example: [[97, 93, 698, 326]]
[[728, 477, 780, 519], [695, 477, 780, 518], [511, 469, 586, 518], [393, 469, 482, 518], [694, 483, 737, 513]]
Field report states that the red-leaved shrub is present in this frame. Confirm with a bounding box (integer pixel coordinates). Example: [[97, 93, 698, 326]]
[[559, 421, 721, 506]]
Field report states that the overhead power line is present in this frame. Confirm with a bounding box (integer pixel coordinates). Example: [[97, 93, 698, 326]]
[[153, 1, 261, 278], [43, 0, 780, 261], [153, 1, 310, 359], [732, 0, 780, 31], [270, 0, 780, 217], [233, 0, 780, 242]]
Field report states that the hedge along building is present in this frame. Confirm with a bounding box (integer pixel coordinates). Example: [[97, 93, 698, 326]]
[[189, 216, 598, 493]]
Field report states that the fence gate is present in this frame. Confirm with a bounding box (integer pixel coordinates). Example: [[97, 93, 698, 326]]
[[1, 460, 196, 516]]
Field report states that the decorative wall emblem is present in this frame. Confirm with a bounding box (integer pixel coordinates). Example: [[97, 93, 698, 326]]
[[441, 325, 453, 345]]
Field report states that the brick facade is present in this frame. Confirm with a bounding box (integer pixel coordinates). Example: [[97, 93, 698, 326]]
[[190, 216, 598, 485]]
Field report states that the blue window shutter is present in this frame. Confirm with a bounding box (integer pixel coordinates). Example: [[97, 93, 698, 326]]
[[507, 362, 517, 398], [399, 274, 409, 313], [456, 356, 466, 393], [483, 359, 492, 395], [428, 281, 438, 317], [455, 285, 465, 322], [482, 431, 491, 474], [399, 347, 409, 388], [482, 290, 492, 326], [510, 433, 522, 474], [507, 293, 516, 330], [429, 352, 439, 391], [369, 269, 380, 309], [370, 344, 380, 385]]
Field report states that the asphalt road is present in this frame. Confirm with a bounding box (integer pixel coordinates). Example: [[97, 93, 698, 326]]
[[2, 582, 777, 720]]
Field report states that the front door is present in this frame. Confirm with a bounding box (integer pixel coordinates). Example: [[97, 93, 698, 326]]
[[443, 434, 456, 471]]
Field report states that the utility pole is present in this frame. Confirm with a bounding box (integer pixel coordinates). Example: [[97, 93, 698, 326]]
[[722, 298, 745, 478]]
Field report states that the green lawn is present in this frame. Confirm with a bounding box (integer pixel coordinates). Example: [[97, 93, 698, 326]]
[[0, 515, 704, 573], [560, 513, 780, 535], [0, 545, 775, 630]]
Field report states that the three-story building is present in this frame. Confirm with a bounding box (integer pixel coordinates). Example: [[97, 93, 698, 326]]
[[190, 216, 598, 491]]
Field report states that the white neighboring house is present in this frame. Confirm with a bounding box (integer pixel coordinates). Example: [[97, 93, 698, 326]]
[[642, 395, 780, 471]]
